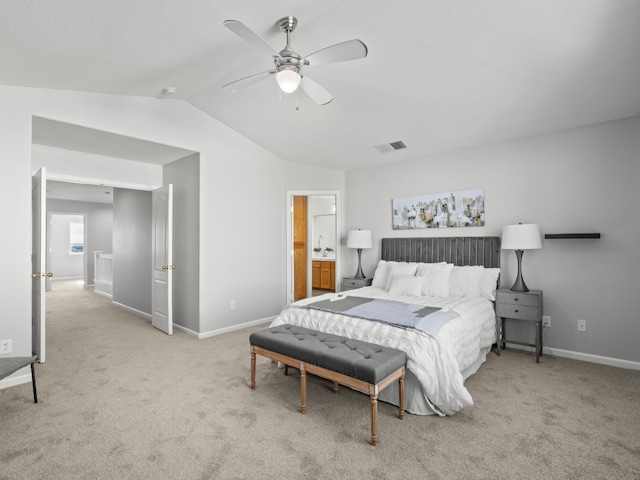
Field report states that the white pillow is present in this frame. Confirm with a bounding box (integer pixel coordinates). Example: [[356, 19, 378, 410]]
[[448, 266, 485, 297], [387, 274, 423, 296], [371, 260, 390, 288], [415, 262, 454, 297], [479, 268, 500, 300], [385, 262, 418, 290]]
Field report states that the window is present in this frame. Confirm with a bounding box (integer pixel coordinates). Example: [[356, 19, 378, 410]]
[[70, 221, 84, 254]]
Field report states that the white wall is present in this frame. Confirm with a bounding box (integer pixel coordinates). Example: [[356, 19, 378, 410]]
[[32, 144, 162, 189], [345, 116, 640, 365], [0, 85, 345, 377]]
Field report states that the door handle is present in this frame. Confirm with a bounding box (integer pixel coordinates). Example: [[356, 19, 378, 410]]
[[45, 272, 53, 278], [32, 273, 42, 278]]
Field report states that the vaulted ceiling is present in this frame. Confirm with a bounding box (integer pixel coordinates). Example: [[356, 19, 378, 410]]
[[3, 0, 639, 171]]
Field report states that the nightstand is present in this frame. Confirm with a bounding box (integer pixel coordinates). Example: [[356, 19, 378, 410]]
[[342, 276, 373, 291], [495, 288, 543, 362]]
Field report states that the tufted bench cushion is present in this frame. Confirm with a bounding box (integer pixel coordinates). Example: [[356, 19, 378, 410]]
[[250, 324, 406, 384], [249, 324, 406, 445]]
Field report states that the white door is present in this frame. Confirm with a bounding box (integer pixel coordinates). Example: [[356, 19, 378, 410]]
[[32, 167, 47, 362], [152, 184, 173, 335]]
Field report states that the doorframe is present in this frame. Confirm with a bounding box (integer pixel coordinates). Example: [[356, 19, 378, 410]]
[[46, 211, 88, 290], [286, 190, 341, 304]]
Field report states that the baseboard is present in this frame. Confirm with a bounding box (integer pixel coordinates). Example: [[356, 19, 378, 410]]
[[94, 290, 113, 300], [504, 342, 640, 371], [172, 323, 199, 338], [111, 301, 151, 320], [0, 372, 31, 391], [190, 316, 277, 340]]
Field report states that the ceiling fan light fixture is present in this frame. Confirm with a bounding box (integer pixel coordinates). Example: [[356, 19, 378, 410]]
[[276, 65, 301, 93]]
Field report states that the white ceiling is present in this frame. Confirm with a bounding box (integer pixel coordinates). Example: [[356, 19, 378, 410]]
[[3, 0, 640, 172]]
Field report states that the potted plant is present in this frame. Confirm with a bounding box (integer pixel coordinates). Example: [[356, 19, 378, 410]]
[[313, 247, 322, 255], [323, 247, 334, 257]]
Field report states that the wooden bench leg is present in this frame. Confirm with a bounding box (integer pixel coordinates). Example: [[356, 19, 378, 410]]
[[332, 381, 339, 393], [250, 349, 256, 390], [370, 388, 378, 446], [300, 362, 307, 414], [398, 369, 405, 419]]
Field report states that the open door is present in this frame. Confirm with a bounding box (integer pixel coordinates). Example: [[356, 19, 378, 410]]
[[32, 167, 47, 362], [152, 184, 174, 335], [293, 196, 308, 301]]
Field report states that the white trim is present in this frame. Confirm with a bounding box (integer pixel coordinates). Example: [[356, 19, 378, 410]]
[[46, 173, 160, 192], [112, 301, 151, 320], [0, 372, 31, 390], [504, 343, 640, 371], [93, 289, 113, 300], [182, 316, 277, 340]]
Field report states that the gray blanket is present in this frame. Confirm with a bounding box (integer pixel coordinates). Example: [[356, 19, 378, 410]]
[[300, 295, 459, 337]]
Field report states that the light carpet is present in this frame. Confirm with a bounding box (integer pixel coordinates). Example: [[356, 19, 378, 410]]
[[1, 280, 639, 480]]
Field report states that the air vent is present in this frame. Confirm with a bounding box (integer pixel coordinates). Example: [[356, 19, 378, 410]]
[[375, 140, 407, 154]]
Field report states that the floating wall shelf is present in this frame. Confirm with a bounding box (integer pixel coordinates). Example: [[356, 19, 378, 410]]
[[544, 233, 601, 239]]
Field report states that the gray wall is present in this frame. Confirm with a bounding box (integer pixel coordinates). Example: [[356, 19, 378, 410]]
[[344, 116, 640, 364], [164, 154, 200, 332], [112, 189, 152, 315], [47, 199, 113, 286]]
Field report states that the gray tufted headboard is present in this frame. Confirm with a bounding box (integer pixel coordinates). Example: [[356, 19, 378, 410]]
[[380, 236, 501, 268]]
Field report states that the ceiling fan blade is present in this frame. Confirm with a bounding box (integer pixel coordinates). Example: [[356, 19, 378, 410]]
[[223, 69, 276, 93], [300, 75, 333, 105], [303, 39, 368, 66], [223, 20, 277, 57]]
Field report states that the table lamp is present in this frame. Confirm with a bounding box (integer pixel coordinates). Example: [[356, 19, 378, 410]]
[[501, 223, 542, 292], [347, 229, 373, 279]]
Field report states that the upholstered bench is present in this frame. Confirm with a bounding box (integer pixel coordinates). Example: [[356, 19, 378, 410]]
[[249, 324, 406, 445], [0, 356, 38, 403]]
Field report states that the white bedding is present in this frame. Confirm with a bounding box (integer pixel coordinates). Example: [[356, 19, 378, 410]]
[[269, 286, 496, 416]]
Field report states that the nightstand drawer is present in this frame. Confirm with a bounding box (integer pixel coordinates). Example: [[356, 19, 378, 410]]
[[496, 303, 539, 320], [342, 277, 372, 290], [496, 291, 539, 307]]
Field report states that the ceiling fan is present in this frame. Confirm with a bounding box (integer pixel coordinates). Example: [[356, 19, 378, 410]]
[[223, 16, 368, 105]]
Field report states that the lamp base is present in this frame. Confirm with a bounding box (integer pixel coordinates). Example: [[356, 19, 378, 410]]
[[510, 249, 530, 292], [353, 248, 366, 279]]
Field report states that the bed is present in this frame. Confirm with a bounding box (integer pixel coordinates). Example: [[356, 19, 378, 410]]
[[270, 236, 501, 416]]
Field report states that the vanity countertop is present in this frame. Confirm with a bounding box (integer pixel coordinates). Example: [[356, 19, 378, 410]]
[[312, 256, 335, 262]]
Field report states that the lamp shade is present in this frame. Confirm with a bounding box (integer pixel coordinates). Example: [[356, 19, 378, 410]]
[[347, 230, 372, 249], [501, 224, 542, 250]]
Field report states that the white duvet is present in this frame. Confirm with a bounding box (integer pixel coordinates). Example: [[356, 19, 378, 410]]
[[270, 286, 496, 416]]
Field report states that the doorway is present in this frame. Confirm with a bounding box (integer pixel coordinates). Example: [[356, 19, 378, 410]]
[[288, 191, 340, 304]]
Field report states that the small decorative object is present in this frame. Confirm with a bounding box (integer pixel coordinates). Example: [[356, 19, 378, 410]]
[[501, 223, 542, 292], [323, 247, 334, 257], [392, 188, 485, 229], [313, 247, 322, 254], [347, 230, 372, 279]]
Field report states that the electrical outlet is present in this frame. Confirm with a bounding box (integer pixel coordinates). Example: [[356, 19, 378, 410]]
[[0, 339, 12, 354], [542, 315, 551, 328], [230, 300, 236, 311], [577, 319, 587, 332]]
